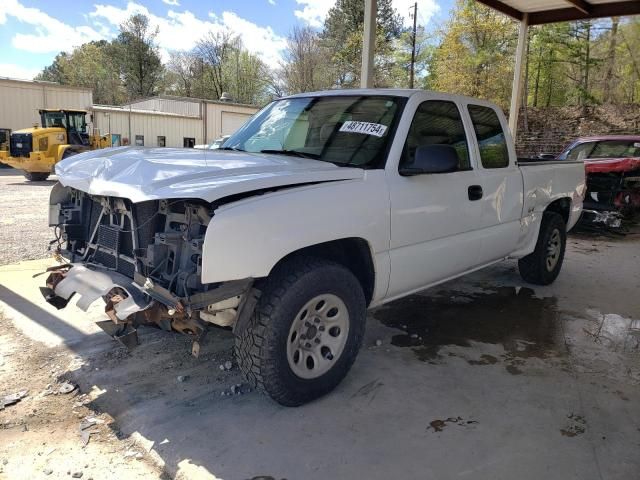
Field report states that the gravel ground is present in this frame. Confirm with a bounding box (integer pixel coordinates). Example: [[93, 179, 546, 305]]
[[0, 169, 56, 266]]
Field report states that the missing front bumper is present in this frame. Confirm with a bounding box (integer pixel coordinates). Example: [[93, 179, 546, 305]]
[[42, 263, 152, 320]]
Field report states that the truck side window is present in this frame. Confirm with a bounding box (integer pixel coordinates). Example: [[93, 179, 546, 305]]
[[468, 105, 509, 168], [402, 101, 470, 171]]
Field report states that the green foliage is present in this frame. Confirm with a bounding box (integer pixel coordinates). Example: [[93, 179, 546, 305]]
[[36, 41, 125, 105], [112, 14, 164, 99], [388, 26, 434, 88], [279, 26, 335, 94], [190, 31, 271, 104], [34, 3, 640, 108], [320, 0, 404, 87], [428, 0, 518, 109]]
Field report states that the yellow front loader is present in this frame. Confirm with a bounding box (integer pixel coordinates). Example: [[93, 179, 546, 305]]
[[0, 109, 110, 181]]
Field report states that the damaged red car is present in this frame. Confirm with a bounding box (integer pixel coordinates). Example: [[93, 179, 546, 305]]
[[552, 136, 640, 227]]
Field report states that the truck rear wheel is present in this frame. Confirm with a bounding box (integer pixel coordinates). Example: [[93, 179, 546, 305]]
[[235, 257, 366, 406], [518, 211, 566, 285], [23, 171, 49, 181]]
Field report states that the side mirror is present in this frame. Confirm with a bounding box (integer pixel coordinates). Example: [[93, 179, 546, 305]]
[[400, 144, 459, 176], [537, 153, 556, 160]]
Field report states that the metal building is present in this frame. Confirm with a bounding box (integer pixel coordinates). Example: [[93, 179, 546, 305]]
[[0, 78, 259, 150], [0, 77, 93, 144], [91, 105, 206, 148], [123, 95, 259, 143]]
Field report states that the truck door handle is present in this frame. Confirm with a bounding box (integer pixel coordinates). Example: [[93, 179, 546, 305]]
[[468, 185, 483, 201]]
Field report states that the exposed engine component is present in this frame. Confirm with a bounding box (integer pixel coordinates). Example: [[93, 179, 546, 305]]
[[51, 188, 212, 299], [47, 187, 252, 351]]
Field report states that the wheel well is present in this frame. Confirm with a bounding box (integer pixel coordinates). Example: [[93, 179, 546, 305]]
[[271, 238, 376, 306], [545, 198, 570, 224]]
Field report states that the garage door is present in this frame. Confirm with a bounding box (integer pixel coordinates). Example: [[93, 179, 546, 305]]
[[221, 112, 252, 136]]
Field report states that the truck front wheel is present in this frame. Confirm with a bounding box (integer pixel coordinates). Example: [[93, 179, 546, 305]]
[[518, 211, 566, 285], [23, 171, 49, 181], [235, 257, 366, 406]]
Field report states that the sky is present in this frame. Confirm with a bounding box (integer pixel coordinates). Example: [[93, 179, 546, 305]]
[[0, 0, 456, 80]]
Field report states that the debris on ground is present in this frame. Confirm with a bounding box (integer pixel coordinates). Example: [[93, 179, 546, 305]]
[[177, 375, 189, 383], [0, 389, 28, 410], [218, 360, 233, 371], [0, 311, 161, 479], [221, 383, 250, 396], [560, 413, 587, 437], [79, 418, 101, 446], [123, 449, 144, 460], [427, 417, 478, 433], [58, 382, 76, 394], [375, 339, 383, 347]]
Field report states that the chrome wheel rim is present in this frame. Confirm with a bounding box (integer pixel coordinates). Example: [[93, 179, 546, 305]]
[[286, 294, 350, 380], [546, 228, 561, 271]]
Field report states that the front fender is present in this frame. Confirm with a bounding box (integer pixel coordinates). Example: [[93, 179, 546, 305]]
[[201, 172, 390, 291]]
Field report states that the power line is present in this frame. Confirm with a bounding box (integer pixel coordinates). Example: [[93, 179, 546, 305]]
[[410, 2, 417, 89]]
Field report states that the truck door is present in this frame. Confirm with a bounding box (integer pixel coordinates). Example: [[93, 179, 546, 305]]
[[464, 103, 523, 264], [386, 99, 482, 299]]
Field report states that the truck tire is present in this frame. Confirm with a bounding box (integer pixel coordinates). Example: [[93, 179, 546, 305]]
[[23, 171, 50, 181], [235, 257, 366, 406], [518, 211, 566, 285]]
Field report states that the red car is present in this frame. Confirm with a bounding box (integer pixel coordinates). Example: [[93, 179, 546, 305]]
[[555, 136, 640, 211]]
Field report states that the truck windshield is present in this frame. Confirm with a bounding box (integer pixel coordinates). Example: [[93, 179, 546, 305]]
[[223, 95, 404, 167]]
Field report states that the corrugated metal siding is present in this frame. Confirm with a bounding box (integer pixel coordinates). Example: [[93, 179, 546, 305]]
[[221, 111, 252, 136], [0, 79, 92, 132], [92, 108, 203, 148], [128, 98, 201, 117], [45, 86, 92, 111], [206, 103, 258, 140]]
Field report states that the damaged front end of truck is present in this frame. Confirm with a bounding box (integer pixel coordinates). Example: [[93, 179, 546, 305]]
[[43, 184, 257, 354]]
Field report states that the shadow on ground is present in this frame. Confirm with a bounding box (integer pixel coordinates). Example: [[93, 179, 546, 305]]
[[1, 240, 639, 479]]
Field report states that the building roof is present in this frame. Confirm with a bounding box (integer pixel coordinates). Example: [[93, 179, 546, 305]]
[[0, 76, 93, 92], [476, 0, 640, 25], [124, 94, 258, 109], [91, 104, 201, 119]]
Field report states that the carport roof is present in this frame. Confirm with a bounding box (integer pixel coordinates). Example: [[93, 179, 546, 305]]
[[476, 0, 640, 25]]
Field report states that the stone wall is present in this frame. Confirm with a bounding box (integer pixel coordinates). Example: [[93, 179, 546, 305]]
[[515, 104, 640, 158]]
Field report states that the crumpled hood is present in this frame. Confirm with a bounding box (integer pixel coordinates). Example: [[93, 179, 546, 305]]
[[55, 146, 364, 203]]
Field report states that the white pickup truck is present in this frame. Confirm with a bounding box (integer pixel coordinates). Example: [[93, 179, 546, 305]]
[[44, 89, 585, 406]]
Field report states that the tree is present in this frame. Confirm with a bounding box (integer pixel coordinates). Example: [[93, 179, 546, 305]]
[[428, 0, 518, 108], [195, 31, 236, 100], [193, 31, 271, 104], [36, 41, 125, 104], [166, 51, 201, 97], [527, 23, 572, 107], [112, 14, 164, 99], [321, 0, 404, 87], [280, 26, 334, 94], [388, 26, 434, 89]]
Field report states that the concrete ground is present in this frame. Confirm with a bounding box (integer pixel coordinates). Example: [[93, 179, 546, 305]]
[[0, 171, 639, 480]]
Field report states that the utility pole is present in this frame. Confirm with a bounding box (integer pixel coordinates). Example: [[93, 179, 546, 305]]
[[361, 0, 377, 88], [409, 2, 417, 89]]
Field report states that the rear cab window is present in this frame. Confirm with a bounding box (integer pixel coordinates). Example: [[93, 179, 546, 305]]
[[467, 105, 510, 169], [401, 100, 471, 171]]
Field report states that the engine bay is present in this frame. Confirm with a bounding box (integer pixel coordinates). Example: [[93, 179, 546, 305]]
[[51, 187, 212, 298], [46, 186, 254, 349]]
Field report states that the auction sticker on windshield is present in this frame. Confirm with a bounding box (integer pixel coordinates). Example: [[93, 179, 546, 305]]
[[339, 121, 387, 137]]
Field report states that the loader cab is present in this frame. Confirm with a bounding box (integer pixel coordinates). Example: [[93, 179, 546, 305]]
[[39, 109, 89, 146]]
